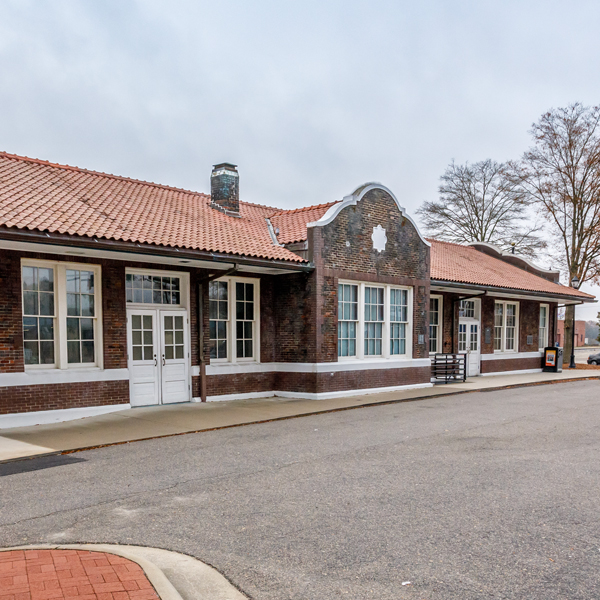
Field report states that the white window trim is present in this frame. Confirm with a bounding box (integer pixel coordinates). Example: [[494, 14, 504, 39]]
[[338, 280, 413, 361], [209, 276, 261, 364], [539, 303, 549, 350], [494, 300, 520, 354], [429, 294, 443, 355], [22, 259, 103, 370], [125, 267, 190, 309]]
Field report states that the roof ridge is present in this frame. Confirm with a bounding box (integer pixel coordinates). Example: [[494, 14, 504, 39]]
[[269, 200, 339, 218], [0, 150, 212, 199]]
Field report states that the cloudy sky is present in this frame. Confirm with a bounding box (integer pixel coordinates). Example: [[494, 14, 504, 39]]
[[1, 0, 599, 318]]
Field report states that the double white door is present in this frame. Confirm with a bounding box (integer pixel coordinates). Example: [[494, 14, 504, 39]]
[[127, 309, 190, 407], [459, 320, 481, 377]]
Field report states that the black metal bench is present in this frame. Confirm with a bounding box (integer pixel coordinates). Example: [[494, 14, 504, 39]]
[[431, 353, 467, 383]]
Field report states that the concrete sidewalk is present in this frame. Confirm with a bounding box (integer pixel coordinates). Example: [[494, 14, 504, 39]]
[[1, 369, 598, 462]]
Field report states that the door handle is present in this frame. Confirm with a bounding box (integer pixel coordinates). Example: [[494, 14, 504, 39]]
[[162, 354, 166, 367], [154, 354, 157, 367]]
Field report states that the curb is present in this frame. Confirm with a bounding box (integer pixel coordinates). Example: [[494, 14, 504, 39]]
[[3, 544, 248, 600], [1, 375, 599, 465]]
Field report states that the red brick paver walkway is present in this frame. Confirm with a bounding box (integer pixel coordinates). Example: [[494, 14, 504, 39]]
[[0, 549, 160, 600]]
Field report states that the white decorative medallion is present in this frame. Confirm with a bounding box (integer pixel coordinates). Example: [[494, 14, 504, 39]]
[[371, 225, 388, 253]]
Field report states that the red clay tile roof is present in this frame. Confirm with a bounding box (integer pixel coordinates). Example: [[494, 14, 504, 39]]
[[0, 151, 305, 263], [430, 239, 593, 300], [269, 202, 339, 244]]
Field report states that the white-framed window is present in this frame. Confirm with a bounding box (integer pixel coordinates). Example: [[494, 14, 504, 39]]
[[208, 277, 260, 362], [337, 281, 412, 360], [364, 286, 384, 356], [390, 288, 408, 356], [126, 273, 181, 305], [459, 300, 475, 318], [539, 304, 549, 349], [21, 260, 103, 369], [494, 300, 519, 352], [429, 295, 443, 354], [338, 283, 358, 357]]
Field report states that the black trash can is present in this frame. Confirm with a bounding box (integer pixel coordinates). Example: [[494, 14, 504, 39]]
[[543, 347, 563, 373]]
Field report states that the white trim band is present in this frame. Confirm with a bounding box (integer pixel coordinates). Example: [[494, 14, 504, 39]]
[[196, 358, 431, 376], [0, 403, 131, 430], [200, 382, 433, 402], [481, 352, 543, 361], [481, 368, 543, 377], [0, 368, 130, 388]]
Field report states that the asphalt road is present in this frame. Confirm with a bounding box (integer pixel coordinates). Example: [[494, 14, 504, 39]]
[[2, 381, 600, 600]]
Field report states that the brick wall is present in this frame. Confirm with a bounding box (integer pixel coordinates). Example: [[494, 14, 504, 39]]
[[309, 188, 431, 366], [0, 380, 129, 414], [0, 250, 24, 373]]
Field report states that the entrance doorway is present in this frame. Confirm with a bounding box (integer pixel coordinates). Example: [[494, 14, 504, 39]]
[[458, 298, 481, 377], [127, 309, 190, 407]]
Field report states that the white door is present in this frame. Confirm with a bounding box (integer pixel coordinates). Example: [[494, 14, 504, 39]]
[[159, 311, 189, 404], [128, 311, 160, 407], [128, 309, 190, 406], [459, 320, 481, 377]]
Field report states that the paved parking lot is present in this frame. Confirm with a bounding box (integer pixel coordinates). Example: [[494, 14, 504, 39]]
[[1, 380, 600, 599]]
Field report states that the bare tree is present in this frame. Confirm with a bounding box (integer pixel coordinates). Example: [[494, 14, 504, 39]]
[[417, 159, 545, 257], [513, 103, 600, 360]]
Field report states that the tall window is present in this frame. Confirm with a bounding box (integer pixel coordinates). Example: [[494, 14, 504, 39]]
[[209, 281, 228, 359], [338, 281, 412, 359], [429, 296, 441, 353], [539, 305, 549, 349], [494, 301, 519, 352], [66, 269, 96, 363], [364, 287, 384, 356], [22, 266, 55, 365], [338, 284, 358, 357], [208, 277, 259, 362], [390, 289, 408, 355], [236, 282, 255, 358], [21, 262, 102, 368]]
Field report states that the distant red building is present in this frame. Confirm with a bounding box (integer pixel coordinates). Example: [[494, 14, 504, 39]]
[[556, 320, 587, 347]]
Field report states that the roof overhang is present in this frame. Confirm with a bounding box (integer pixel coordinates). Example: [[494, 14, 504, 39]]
[[431, 280, 594, 305], [0, 228, 313, 275]]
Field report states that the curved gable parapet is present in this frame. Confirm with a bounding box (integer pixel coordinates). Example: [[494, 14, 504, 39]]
[[307, 183, 431, 248], [468, 242, 560, 282]]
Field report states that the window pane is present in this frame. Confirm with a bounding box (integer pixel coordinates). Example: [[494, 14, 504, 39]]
[[209, 321, 216, 339], [143, 275, 152, 290], [67, 293, 80, 316], [244, 340, 253, 357], [81, 294, 94, 317], [134, 289, 143, 303], [175, 316, 183, 329], [67, 318, 79, 340], [165, 331, 174, 345], [67, 341, 81, 363], [133, 274, 143, 288], [81, 318, 94, 340], [133, 330, 142, 345], [175, 345, 184, 359], [175, 330, 184, 344], [39, 268, 54, 292], [132, 315, 141, 329], [39, 318, 54, 340], [39, 292, 54, 316], [133, 346, 143, 361], [40, 341, 55, 364], [23, 291, 38, 315], [143, 346, 153, 360], [23, 317, 38, 340], [143, 315, 152, 329], [209, 340, 217, 359], [237, 340, 243, 357], [217, 340, 227, 358], [246, 301, 254, 320], [22, 266, 36, 291], [24, 341, 39, 364], [126, 274, 133, 287], [66, 270, 79, 293], [143, 330, 152, 345], [126, 288, 134, 303], [80, 271, 94, 294], [165, 346, 174, 360], [81, 341, 95, 363], [144, 289, 153, 304]]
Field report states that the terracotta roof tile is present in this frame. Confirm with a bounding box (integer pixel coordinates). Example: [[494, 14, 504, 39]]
[[0, 151, 304, 263], [269, 202, 338, 244], [430, 239, 593, 300]]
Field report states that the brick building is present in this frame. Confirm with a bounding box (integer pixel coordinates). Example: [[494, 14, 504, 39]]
[[556, 320, 587, 347], [0, 152, 594, 427]]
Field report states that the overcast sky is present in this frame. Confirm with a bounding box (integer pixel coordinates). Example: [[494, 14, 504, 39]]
[[1, 0, 599, 318]]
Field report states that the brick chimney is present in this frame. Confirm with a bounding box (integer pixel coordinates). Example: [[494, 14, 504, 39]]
[[210, 163, 239, 215]]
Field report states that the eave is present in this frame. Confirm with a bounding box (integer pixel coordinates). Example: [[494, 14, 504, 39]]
[[0, 227, 314, 275]]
